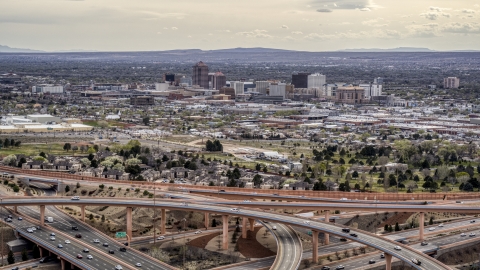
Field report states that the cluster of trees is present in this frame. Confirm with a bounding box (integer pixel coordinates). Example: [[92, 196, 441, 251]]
[[205, 140, 223, 152], [0, 138, 21, 148]]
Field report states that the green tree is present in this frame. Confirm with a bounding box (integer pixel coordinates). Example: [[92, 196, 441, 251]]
[[22, 248, 28, 261], [32, 245, 40, 258], [142, 117, 150, 126], [7, 250, 15, 264], [394, 222, 400, 232], [63, 143, 72, 152], [211, 218, 216, 227]]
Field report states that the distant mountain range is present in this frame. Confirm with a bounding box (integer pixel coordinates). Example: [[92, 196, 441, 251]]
[[0, 45, 478, 53]]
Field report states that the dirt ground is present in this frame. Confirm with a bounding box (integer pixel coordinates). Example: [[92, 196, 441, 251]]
[[237, 226, 276, 258]]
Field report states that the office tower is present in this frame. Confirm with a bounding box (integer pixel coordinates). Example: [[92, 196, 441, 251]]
[[232, 81, 245, 95], [374, 77, 384, 85], [359, 83, 383, 98], [443, 77, 460, 89], [255, 81, 270, 95], [213, 72, 227, 90], [208, 72, 215, 89], [292, 72, 310, 88], [192, 61, 209, 89], [307, 73, 326, 89], [269, 83, 287, 99], [164, 73, 175, 83]]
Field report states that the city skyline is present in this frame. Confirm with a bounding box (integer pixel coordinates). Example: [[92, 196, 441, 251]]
[[1, 0, 479, 52]]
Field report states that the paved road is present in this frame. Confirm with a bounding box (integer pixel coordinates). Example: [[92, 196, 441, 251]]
[[0, 197, 452, 270], [19, 189, 173, 270], [1, 210, 121, 270], [262, 222, 303, 270]]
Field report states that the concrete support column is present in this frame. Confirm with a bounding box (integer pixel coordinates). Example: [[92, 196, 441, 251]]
[[241, 218, 247, 239], [324, 210, 330, 245], [39, 246, 43, 258], [419, 212, 425, 241], [60, 258, 65, 270], [161, 209, 166, 235], [312, 230, 319, 263], [248, 218, 255, 231], [80, 205, 85, 222], [39, 205, 45, 226], [385, 253, 392, 270], [204, 212, 209, 229], [126, 207, 132, 242], [222, 215, 229, 250], [71, 262, 75, 270], [13, 206, 17, 213]]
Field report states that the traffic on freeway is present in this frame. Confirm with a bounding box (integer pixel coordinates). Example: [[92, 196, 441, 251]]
[[0, 197, 452, 270]]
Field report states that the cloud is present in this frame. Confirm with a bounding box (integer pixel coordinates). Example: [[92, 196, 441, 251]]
[[406, 23, 441, 38], [310, 0, 378, 10], [420, 11, 451, 20], [362, 18, 388, 27], [442, 22, 480, 33], [171, 27, 178, 30], [282, 36, 296, 42], [429, 6, 450, 12], [316, 8, 332, 12], [140, 11, 186, 20], [462, 9, 476, 14], [291, 31, 303, 35], [281, 25, 289, 29], [236, 29, 273, 38], [359, 8, 371, 11]]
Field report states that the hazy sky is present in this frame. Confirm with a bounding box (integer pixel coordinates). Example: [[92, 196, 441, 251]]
[[1, 0, 479, 51]]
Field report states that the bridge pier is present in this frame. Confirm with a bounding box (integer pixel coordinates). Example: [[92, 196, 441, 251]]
[[161, 209, 166, 235], [204, 212, 209, 229], [13, 206, 17, 213], [241, 218, 247, 239], [80, 205, 85, 222], [385, 253, 392, 270], [60, 258, 65, 270], [248, 218, 255, 231], [126, 207, 132, 244], [312, 230, 319, 263], [419, 212, 425, 241], [39, 205, 45, 226], [222, 215, 229, 250], [324, 210, 330, 245], [39, 246, 43, 258]]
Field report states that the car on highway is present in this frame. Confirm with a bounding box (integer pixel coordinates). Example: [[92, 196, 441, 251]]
[[340, 198, 348, 201], [194, 231, 202, 234], [369, 259, 376, 264], [82, 248, 89, 253], [135, 263, 142, 267], [103, 243, 109, 247], [75, 234, 82, 238], [71, 196, 80, 200], [65, 240, 71, 244], [350, 233, 358, 237], [272, 226, 277, 230], [11, 267, 19, 270], [461, 233, 467, 237], [27, 228, 33, 233], [335, 265, 345, 270], [57, 244, 63, 248], [50, 233, 55, 236], [157, 236, 165, 240], [428, 227, 435, 231], [230, 208, 239, 212], [6, 218, 12, 223], [72, 226, 78, 231], [119, 247, 127, 252], [304, 221, 310, 225], [342, 228, 350, 233], [8, 215, 12, 219], [109, 250, 115, 254], [273, 194, 279, 196], [219, 190, 226, 192], [394, 246, 401, 250], [421, 241, 428, 246], [17, 217, 22, 220], [470, 233, 476, 237], [31, 227, 37, 231], [87, 255, 93, 260], [49, 236, 55, 241], [339, 238, 347, 242], [438, 223, 444, 227], [93, 239, 100, 243], [321, 267, 330, 270], [243, 200, 251, 202], [411, 258, 421, 265], [115, 265, 123, 270], [76, 254, 83, 259], [380, 252, 385, 258], [471, 220, 476, 223]]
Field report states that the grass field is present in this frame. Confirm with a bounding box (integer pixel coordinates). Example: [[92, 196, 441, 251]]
[[82, 120, 131, 128], [0, 143, 85, 158]]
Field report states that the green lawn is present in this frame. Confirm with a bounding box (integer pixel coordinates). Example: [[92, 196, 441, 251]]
[[0, 143, 84, 158]]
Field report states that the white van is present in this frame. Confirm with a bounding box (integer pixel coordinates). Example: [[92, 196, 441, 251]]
[[272, 226, 277, 230], [71, 196, 80, 200]]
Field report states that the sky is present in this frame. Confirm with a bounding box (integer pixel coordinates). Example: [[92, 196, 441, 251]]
[[1, 0, 479, 52]]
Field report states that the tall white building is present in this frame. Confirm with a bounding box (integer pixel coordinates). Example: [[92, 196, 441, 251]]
[[269, 83, 286, 99], [359, 83, 382, 98], [255, 81, 270, 95], [307, 73, 326, 89], [155, 83, 169, 91], [32, 85, 64, 94], [232, 81, 245, 95], [444, 77, 460, 89]]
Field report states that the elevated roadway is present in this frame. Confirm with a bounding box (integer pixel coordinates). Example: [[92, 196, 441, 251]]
[[0, 197, 453, 270], [260, 221, 302, 270]]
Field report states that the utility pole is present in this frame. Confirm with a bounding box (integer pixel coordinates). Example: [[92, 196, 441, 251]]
[[153, 181, 156, 244]]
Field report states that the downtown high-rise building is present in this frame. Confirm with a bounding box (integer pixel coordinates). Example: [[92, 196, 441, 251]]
[[192, 61, 209, 89], [212, 72, 227, 90], [444, 77, 460, 89], [307, 73, 326, 89], [292, 72, 310, 88]]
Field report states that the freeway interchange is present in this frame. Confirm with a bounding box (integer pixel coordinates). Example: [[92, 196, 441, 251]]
[[0, 196, 455, 270]]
